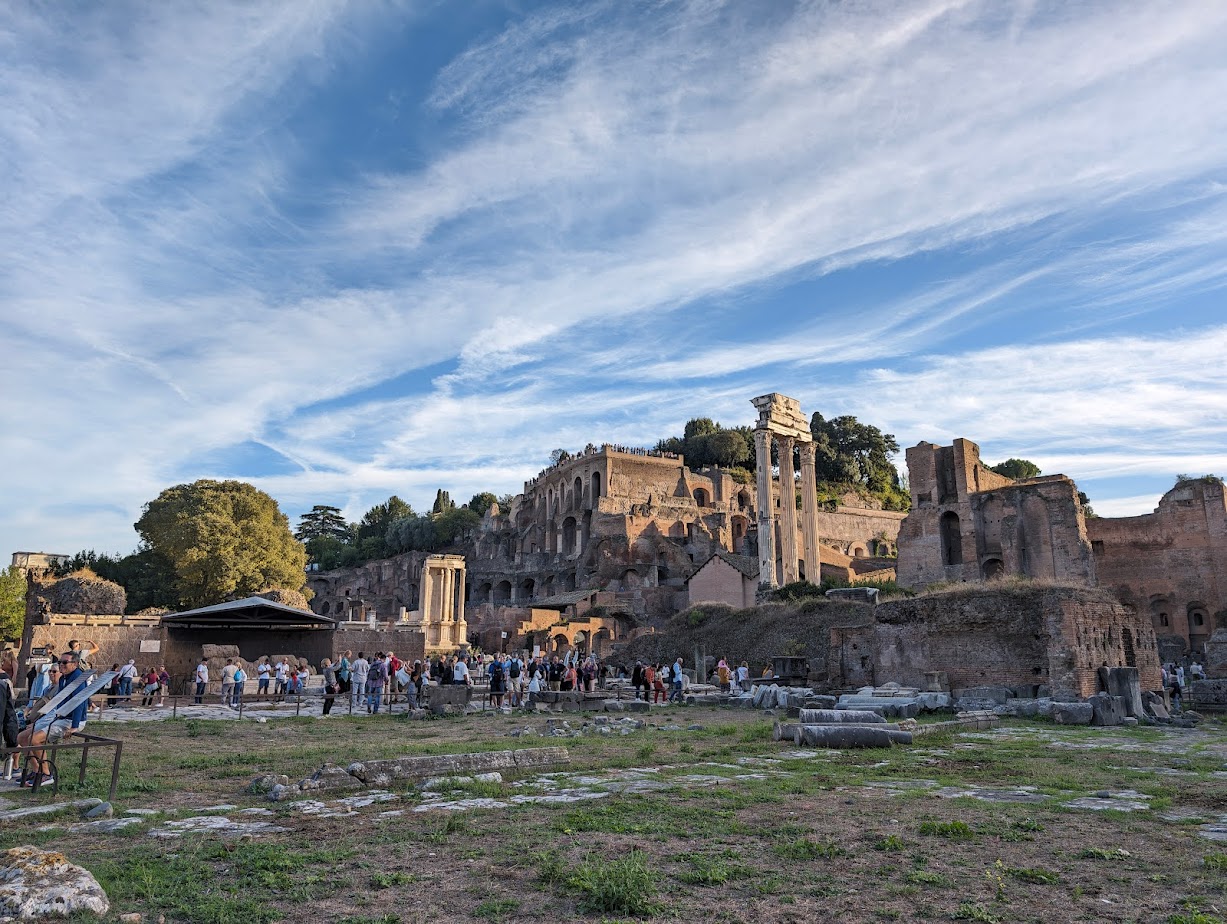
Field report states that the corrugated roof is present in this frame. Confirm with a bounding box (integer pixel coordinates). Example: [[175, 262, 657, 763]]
[[162, 596, 335, 629]]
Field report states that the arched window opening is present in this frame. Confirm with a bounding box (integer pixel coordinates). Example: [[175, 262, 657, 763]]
[[940, 511, 962, 567], [982, 558, 1004, 580], [694, 488, 710, 507]]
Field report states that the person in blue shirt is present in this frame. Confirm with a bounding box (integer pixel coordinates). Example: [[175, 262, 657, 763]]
[[24, 650, 90, 786]]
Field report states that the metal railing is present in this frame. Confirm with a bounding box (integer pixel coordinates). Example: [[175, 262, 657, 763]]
[[3, 733, 123, 802]]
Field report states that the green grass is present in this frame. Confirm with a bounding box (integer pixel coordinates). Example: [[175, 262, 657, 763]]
[[917, 820, 974, 839], [772, 838, 847, 860], [474, 898, 520, 920], [567, 851, 659, 916]]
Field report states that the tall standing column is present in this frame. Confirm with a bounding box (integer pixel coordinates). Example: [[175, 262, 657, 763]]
[[754, 429, 777, 588], [777, 436, 799, 584], [455, 563, 467, 649], [798, 441, 821, 584]]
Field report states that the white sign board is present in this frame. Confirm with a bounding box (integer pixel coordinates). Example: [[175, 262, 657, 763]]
[[139, 640, 161, 652]]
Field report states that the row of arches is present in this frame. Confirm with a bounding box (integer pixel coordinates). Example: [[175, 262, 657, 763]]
[[542, 471, 604, 520]]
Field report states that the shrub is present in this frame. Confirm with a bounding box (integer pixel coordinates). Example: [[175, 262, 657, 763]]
[[567, 851, 659, 915]]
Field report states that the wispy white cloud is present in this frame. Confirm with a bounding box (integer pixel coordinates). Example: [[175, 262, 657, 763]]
[[4, 1, 1227, 554]]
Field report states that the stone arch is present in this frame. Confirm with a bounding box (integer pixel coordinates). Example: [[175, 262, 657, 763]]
[[693, 487, 710, 507], [473, 582, 492, 604], [493, 580, 512, 605], [591, 471, 602, 504], [553, 633, 570, 653], [320, 601, 331, 615], [982, 557, 1004, 580], [543, 576, 556, 597], [737, 490, 751, 510], [621, 569, 642, 589], [731, 514, 748, 551], [573, 476, 583, 510], [850, 544, 867, 558], [561, 517, 577, 556], [563, 572, 577, 592], [592, 627, 613, 659], [1150, 596, 1172, 629], [940, 511, 962, 567], [519, 577, 536, 602]]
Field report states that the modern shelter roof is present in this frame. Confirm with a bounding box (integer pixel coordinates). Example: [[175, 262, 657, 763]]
[[532, 589, 599, 609], [161, 596, 336, 630]]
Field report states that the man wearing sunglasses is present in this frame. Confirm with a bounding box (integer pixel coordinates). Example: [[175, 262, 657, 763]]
[[24, 652, 90, 785]]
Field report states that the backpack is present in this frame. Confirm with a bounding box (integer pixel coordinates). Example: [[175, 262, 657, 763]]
[[491, 661, 505, 679], [234, 668, 246, 684], [508, 659, 521, 679]]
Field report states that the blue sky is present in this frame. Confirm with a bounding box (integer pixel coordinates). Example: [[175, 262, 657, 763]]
[[3, 0, 1227, 559]]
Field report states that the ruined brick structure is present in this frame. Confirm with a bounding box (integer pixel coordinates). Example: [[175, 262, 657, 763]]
[[896, 439, 1096, 589], [827, 587, 1162, 699], [1087, 477, 1227, 663], [895, 440, 1227, 669], [307, 443, 903, 652]]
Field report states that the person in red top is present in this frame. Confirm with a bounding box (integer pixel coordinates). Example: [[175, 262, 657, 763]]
[[388, 651, 402, 694]]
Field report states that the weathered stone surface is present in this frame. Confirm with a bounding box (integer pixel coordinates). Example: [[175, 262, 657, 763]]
[[305, 765, 364, 793], [794, 725, 912, 748], [1191, 679, 1227, 706], [772, 722, 800, 742], [1099, 667, 1145, 717], [0, 846, 109, 920], [430, 685, 473, 707], [957, 686, 1013, 705], [916, 692, 952, 711], [1051, 702, 1093, 725], [836, 697, 920, 719], [344, 747, 569, 787], [622, 700, 650, 713], [246, 774, 289, 794], [798, 708, 886, 725], [82, 803, 112, 820], [1089, 693, 1127, 727]]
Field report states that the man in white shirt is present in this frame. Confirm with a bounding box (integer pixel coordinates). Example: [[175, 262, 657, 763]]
[[274, 659, 289, 699], [453, 655, 471, 686], [257, 658, 272, 698], [194, 660, 209, 704]]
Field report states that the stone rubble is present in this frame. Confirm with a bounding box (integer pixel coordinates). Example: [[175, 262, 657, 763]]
[[0, 846, 109, 921]]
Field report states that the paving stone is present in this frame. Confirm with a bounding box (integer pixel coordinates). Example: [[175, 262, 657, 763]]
[[149, 816, 289, 838]]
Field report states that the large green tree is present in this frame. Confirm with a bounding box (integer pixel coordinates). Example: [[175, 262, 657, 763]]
[[0, 565, 25, 642], [990, 458, 1042, 481], [135, 479, 306, 609], [809, 412, 907, 508], [655, 418, 755, 474], [294, 505, 351, 542]]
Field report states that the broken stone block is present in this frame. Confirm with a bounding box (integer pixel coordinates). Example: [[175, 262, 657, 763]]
[[794, 725, 912, 748], [916, 692, 951, 711], [1089, 693, 1127, 727], [1098, 667, 1145, 717], [1051, 702, 1093, 725], [798, 708, 886, 725], [0, 846, 109, 920]]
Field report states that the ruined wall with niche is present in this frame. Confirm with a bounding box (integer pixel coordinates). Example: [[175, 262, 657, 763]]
[[827, 588, 1162, 699], [1087, 477, 1227, 663], [896, 438, 1095, 590]]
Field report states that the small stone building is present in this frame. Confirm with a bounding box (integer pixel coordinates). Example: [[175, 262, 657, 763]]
[[686, 551, 760, 609]]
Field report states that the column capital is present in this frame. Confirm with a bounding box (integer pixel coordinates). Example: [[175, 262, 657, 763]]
[[798, 440, 816, 463]]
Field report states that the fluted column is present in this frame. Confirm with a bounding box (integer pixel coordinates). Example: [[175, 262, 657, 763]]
[[455, 563, 467, 648], [754, 428, 777, 588], [777, 436, 799, 584], [798, 441, 821, 584]]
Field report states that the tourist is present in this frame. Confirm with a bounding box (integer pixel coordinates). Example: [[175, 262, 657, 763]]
[[527, 669, 542, 697], [220, 659, 237, 705], [295, 662, 310, 698], [118, 659, 138, 701], [366, 653, 387, 713], [256, 658, 272, 698], [737, 661, 750, 693], [716, 658, 731, 693], [274, 659, 290, 700], [141, 667, 159, 706], [24, 650, 89, 786], [669, 658, 685, 703], [405, 661, 421, 709], [106, 664, 121, 707], [1176, 664, 1186, 692], [18, 663, 59, 744], [232, 662, 247, 707], [321, 658, 338, 716], [581, 657, 596, 693], [157, 665, 170, 706], [388, 651, 402, 695], [337, 651, 352, 699], [506, 654, 522, 707], [548, 656, 563, 692], [453, 654, 471, 687], [489, 655, 506, 708], [1170, 672, 1183, 711], [194, 658, 208, 704], [631, 661, 645, 701], [1191, 660, 1205, 681]]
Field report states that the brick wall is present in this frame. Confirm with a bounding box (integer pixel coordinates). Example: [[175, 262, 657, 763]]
[[827, 587, 1161, 698], [687, 558, 754, 608]]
